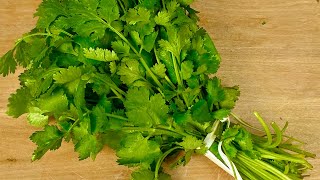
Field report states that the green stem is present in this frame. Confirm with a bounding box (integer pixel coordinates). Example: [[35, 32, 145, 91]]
[[236, 155, 279, 180], [268, 122, 282, 148], [155, 146, 182, 179], [105, 113, 128, 121], [254, 112, 273, 147], [279, 144, 316, 158], [122, 126, 185, 138], [94, 75, 126, 96], [15, 33, 53, 46], [171, 53, 182, 86], [116, 0, 126, 13], [255, 146, 312, 167], [110, 87, 125, 102]]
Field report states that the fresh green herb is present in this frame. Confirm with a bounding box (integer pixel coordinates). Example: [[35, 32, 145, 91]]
[[0, 0, 314, 179]]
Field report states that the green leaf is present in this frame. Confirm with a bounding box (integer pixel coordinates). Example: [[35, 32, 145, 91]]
[[220, 86, 240, 109], [178, 135, 204, 151], [53, 67, 80, 93], [151, 63, 166, 78], [117, 59, 145, 85], [206, 77, 225, 110], [0, 50, 16, 76], [37, 91, 69, 114], [35, 0, 67, 28], [155, 11, 171, 26], [143, 31, 158, 52], [83, 48, 119, 62], [111, 40, 130, 55], [123, 7, 150, 25], [117, 132, 161, 166], [75, 134, 103, 160], [124, 88, 169, 127], [6, 87, 32, 118], [181, 60, 194, 80], [97, 0, 120, 24], [30, 125, 63, 161], [191, 100, 211, 122], [27, 107, 49, 127], [131, 169, 155, 180]]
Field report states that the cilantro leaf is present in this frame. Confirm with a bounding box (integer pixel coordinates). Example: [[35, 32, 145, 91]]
[[6, 87, 32, 118], [124, 88, 169, 127], [27, 107, 49, 127], [75, 134, 103, 160], [83, 48, 119, 62], [151, 63, 167, 78], [30, 125, 63, 161], [117, 132, 161, 166], [53, 66, 82, 94], [117, 58, 145, 85], [181, 60, 194, 80], [97, 0, 120, 24], [34, 0, 67, 29], [206, 77, 225, 111], [0, 50, 16, 76], [178, 135, 204, 151]]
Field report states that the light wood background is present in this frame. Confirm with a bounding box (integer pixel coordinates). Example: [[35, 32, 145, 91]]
[[0, 0, 319, 179]]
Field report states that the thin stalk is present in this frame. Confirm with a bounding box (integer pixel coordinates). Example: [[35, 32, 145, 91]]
[[122, 126, 185, 138], [110, 88, 125, 101], [94, 75, 126, 96], [15, 33, 53, 45], [268, 122, 282, 148], [255, 146, 312, 167], [279, 144, 316, 158], [230, 112, 264, 133], [254, 112, 273, 147], [116, 0, 126, 13], [155, 146, 182, 179], [171, 53, 182, 86], [105, 113, 128, 121]]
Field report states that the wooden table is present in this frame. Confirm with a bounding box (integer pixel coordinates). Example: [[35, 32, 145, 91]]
[[0, 0, 319, 179]]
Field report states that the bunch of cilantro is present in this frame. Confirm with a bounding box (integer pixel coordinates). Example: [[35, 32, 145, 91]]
[[0, 0, 314, 179]]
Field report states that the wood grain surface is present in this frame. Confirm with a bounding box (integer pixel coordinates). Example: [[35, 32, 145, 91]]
[[0, 0, 319, 179]]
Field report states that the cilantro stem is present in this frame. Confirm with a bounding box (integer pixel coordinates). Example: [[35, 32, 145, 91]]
[[105, 113, 128, 121], [122, 126, 185, 138], [255, 146, 312, 168], [161, 0, 166, 9], [15, 33, 53, 46], [268, 122, 282, 148], [94, 75, 126, 96], [171, 53, 182, 86], [254, 112, 273, 147], [279, 144, 316, 158], [116, 0, 126, 13], [110, 88, 125, 101], [155, 146, 182, 179]]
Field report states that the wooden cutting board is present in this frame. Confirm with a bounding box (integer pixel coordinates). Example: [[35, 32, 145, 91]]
[[0, 0, 319, 179]]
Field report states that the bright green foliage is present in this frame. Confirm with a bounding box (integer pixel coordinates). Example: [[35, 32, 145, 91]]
[[30, 125, 63, 161], [124, 88, 169, 127], [83, 48, 119, 62], [117, 59, 145, 85], [0, 0, 314, 179], [27, 107, 49, 127], [117, 133, 161, 166], [178, 135, 204, 151]]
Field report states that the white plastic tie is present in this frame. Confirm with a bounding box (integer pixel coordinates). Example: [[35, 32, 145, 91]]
[[203, 117, 242, 180]]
